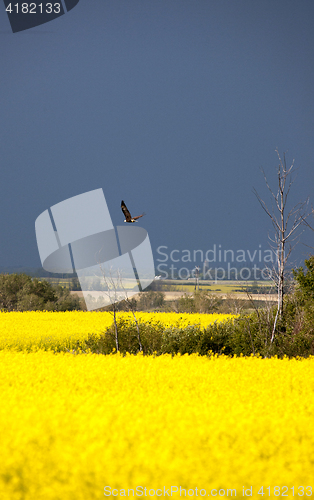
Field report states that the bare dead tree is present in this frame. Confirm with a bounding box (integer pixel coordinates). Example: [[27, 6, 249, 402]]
[[112, 270, 144, 352], [121, 288, 143, 353], [253, 149, 309, 342], [301, 206, 314, 243], [98, 265, 143, 353], [97, 266, 123, 352]]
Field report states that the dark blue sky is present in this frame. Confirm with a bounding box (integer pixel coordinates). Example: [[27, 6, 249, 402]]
[[1, 0, 314, 273]]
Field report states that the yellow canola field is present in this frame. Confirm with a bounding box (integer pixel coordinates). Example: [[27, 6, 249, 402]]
[[0, 311, 235, 351], [0, 352, 314, 499]]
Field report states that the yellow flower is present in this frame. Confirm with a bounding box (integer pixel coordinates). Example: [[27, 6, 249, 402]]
[[0, 352, 314, 499], [0, 311, 236, 351]]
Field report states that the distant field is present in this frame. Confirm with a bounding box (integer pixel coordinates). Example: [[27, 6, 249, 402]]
[[45, 276, 277, 305], [42, 277, 274, 293], [153, 280, 277, 304], [155, 280, 275, 298], [159, 291, 277, 302]]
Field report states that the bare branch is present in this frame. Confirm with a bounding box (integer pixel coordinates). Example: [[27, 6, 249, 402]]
[[254, 150, 310, 343]]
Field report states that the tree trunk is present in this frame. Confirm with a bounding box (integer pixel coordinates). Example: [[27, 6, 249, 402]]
[[113, 306, 119, 352]]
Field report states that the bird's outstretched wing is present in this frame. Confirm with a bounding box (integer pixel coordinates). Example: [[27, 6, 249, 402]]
[[133, 213, 146, 220], [121, 200, 132, 222]]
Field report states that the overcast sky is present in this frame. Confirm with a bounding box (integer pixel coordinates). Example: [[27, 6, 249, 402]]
[[1, 0, 314, 274]]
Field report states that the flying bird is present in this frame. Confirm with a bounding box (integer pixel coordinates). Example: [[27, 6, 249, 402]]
[[121, 200, 146, 223]]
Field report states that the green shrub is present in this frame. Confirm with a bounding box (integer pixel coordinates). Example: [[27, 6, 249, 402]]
[[82, 318, 164, 355], [137, 291, 165, 311], [80, 306, 314, 358], [0, 274, 82, 311], [176, 290, 222, 314], [81, 318, 235, 357], [293, 255, 314, 303]]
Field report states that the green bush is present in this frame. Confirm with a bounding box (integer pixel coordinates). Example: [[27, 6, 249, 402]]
[[81, 318, 235, 357], [80, 306, 314, 358], [0, 273, 82, 311], [137, 290, 165, 311], [293, 255, 314, 303], [82, 317, 164, 355], [176, 290, 222, 314]]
